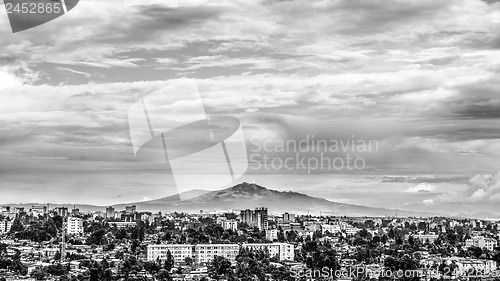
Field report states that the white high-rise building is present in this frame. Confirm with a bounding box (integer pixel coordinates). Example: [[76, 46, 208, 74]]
[[66, 217, 84, 235]]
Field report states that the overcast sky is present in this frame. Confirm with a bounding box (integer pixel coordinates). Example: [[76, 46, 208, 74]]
[[1, 0, 500, 215]]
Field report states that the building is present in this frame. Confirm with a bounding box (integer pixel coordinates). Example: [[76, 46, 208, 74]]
[[125, 205, 137, 213], [55, 207, 68, 217], [243, 243, 295, 261], [147, 243, 294, 265], [67, 217, 84, 235], [466, 236, 498, 251], [322, 224, 341, 235], [1, 206, 10, 213], [405, 234, 439, 243], [255, 207, 268, 231], [31, 204, 47, 216], [283, 212, 295, 223], [195, 244, 240, 264], [220, 219, 238, 231], [140, 213, 151, 223], [266, 229, 279, 241], [240, 209, 253, 226], [106, 207, 115, 218], [239, 207, 268, 231], [0, 219, 12, 234], [121, 213, 136, 222], [109, 221, 137, 228], [147, 244, 193, 263]]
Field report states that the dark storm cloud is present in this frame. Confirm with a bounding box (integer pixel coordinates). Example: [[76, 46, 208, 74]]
[[444, 80, 500, 120], [481, 0, 500, 4], [0, 55, 17, 65], [382, 175, 468, 184], [89, 4, 223, 44]]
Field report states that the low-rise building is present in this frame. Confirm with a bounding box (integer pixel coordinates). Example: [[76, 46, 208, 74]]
[[466, 236, 498, 251], [266, 228, 279, 241], [243, 243, 294, 261], [147, 244, 193, 263], [195, 244, 240, 264], [405, 234, 439, 243]]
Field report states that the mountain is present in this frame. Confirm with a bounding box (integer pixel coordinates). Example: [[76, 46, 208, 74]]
[[119, 182, 440, 217], [456, 211, 500, 220], [2, 183, 442, 217]]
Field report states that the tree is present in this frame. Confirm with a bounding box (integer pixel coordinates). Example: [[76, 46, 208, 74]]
[[156, 269, 172, 281], [184, 256, 193, 266], [87, 228, 106, 245], [31, 268, 47, 280], [9, 219, 24, 233], [208, 256, 233, 281], [163, 250, 174, 272], [46, 263, 68, 276]]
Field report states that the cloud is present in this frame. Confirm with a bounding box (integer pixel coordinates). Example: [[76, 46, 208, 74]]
[[2, 0, 500, 204], [405, 183, 437, 193], [435, 172, 500, 203], [423, 199, 435, 205]]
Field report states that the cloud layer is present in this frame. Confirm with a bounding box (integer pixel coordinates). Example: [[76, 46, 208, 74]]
[[1, 0, 500, 209]]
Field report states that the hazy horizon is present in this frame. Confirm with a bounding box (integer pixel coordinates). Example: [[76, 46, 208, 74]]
[[2, 0, 500, 216]]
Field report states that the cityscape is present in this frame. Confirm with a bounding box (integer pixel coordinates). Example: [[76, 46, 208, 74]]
[[2, 0, 500, 280], [0, 182, 499, 280]]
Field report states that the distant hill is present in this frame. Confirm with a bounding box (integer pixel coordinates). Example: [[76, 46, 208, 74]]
[[116, 182, 440, 217], [111, 189, 211, 212], [456, 211, 500, 220]]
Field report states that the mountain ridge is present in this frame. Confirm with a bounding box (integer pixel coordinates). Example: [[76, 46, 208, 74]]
[[1, 182, 453, 217], [116, 182, 441, 217]]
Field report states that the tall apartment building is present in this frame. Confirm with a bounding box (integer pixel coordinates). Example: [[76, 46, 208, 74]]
[[466, 236, 498, 251], [125, 205, 136, 213], [239, 207, 268, 231], [105, 207, 115, 218], [283, 212, 296, 223], [67, 217, 84, 235], [147, 244, 193, 263], [240, 209, 253, 225], [55, 207, 68, 217]]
